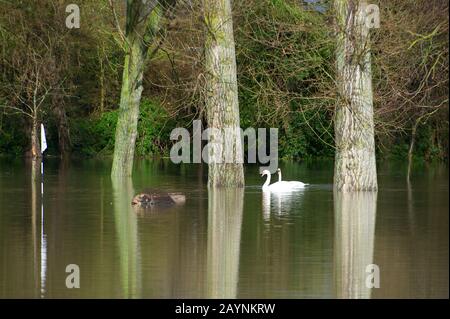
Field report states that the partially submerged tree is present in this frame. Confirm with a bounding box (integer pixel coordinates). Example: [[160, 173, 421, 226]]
[[0, 1, 70, 158], [111, 0, 175, 177], [203, 0, 245, 187], [333, 0, 378, 191], [1, 41, 63, 159]]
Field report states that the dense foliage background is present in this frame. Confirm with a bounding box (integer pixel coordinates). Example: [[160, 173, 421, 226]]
[[0, 0, 448, 162]]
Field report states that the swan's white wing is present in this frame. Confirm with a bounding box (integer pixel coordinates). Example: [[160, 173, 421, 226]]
[[268, 181, 305, 192], [287, 181, 307, 188]]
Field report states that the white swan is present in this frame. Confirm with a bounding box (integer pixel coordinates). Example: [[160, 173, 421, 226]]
[[261, 169, 308, 192]]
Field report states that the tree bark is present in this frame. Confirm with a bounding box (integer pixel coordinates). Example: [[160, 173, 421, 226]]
[[334, 0, 378, 191], [30, 117, 41, 159], [111, 1, 162, 177], [203, 0, 245, 187]]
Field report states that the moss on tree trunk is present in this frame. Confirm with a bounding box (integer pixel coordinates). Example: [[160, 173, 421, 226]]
[[111, 2, 162, 177]]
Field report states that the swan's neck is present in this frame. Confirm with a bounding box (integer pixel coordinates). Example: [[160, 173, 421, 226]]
[[262, 173, 271, 189], [278, 171, 282, 182]]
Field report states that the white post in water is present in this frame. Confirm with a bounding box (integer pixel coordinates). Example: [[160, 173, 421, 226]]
[[40, 124, 47, 297]]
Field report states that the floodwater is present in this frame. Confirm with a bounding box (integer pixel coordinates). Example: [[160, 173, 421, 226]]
[[0, 158, 448, 298]]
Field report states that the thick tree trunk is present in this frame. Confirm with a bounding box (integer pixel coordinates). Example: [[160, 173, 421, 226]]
[[111, 40, 146, 177], [203, 0, 245, 187], [334, 0, 378, 192], [111, 1, 162, 177]]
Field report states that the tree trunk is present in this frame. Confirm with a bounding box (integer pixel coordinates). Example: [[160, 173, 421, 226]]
[[407, 119, 420, 183], [334, 0, 378, 192], [203, 0, 245, 187], [111, 40, 146, 177], [53, 96, 71, 157], [30, 117, 41, 159], [111, 1, 162, 177], [98, 49, 105, 114]]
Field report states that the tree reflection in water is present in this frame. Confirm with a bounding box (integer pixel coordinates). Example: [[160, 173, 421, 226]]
[[112, 177, 141, 298], [207, 188, 244, 298], [334, 191, 377, 299]]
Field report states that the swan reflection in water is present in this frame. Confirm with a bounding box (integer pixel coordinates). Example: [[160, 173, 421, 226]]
[[334, 191, 377, 299], [262, 189, 306, 221]]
